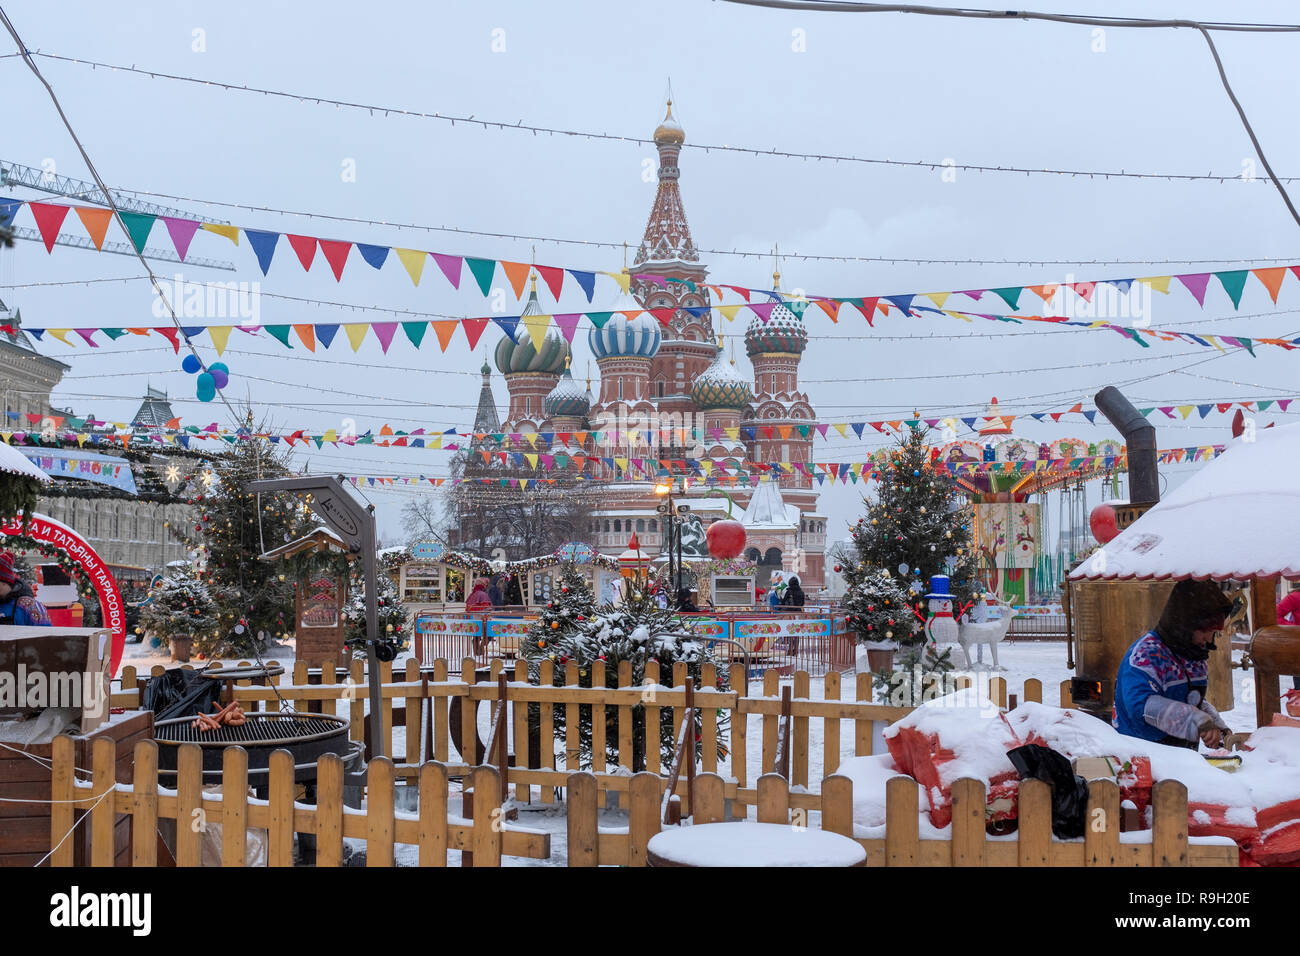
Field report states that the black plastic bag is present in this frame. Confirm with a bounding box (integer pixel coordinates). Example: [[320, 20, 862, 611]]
[[1007, 743, 1089, 840], [142, 667, 222, 722]]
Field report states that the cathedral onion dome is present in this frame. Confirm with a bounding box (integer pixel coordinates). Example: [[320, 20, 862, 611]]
[[494, 323, 569, 374], [495, 278, 570, 374], [691, 354, 753, 410], [544, 366, 590, 419], [744, 301, 808, 357], [588, 289, 661, 360], [654, 99, 685, 144]]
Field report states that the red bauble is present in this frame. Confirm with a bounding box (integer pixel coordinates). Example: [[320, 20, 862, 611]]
[[1089, 503, 1120, 545], [706, 519, 746, 559], [833, 565, 841, 573]]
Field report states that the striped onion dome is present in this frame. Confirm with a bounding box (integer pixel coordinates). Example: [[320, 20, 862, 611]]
[[588, 289, 661, 360], [544, 366, 590, 419], [494, 285, 570, 375], [744, 300, 808, 357], [691, 353, 753, 410]]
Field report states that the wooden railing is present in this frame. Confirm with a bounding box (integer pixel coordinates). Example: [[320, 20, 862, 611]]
[[48, 736, 549, 867]]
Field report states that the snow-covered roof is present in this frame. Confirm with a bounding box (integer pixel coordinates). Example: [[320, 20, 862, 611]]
[[1071, 421, 1300, 581], [0, 442, 52, 483], [739, 478, 798, 530]]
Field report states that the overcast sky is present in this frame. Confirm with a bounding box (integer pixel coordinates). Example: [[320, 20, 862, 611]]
[[2, 0, 1298, 549]]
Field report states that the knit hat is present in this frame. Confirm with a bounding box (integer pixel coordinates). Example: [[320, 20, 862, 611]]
[[1155, 579, 1233, 662], [0, 552, 17, 586]]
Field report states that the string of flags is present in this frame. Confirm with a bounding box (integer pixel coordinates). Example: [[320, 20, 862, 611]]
[[0, 397, 1287, 450], [3, 194, 1300, 355]]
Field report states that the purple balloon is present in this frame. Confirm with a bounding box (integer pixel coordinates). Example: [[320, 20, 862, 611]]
[[211, 369, 229, 389]]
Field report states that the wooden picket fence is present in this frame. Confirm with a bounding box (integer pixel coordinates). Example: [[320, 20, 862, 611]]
[[566, 771, 1237, 867], [47, 735, 549, 867], [113, 660, 1075, 812], [49, 731, 1235, 867]]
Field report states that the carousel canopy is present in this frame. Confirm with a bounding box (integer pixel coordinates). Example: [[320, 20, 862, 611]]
[[1070, 421, 1300, 581]]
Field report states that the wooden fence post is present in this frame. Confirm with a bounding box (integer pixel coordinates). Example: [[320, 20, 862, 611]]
[[49, 735, 75, 867], [1152, 779, 1189, 866], [729, 662, 747, 790], [855, 672, 873, 757], [950, 778, 986, 867], [1024, 678, 1043, 704], [512, 659, 530, 803], [821, 774, 853, 838], [762, 669, 779, 774], [418, 762, 449, 867], [268, 749, 295, 867], [405, 658, 422, 767], [792, 671, 809, 787], [538, 659, 555, 804], [90, 736, 116, 867], [176, 744, 202, 866], [566, 772, 598, 867], [693, 773, 725, 825], [472, 766, 502, 866], [315, 753, 344, 867], [366, 757, 395, 867], [645, 660, 662, 777], [1017, 778, 1051, 866], [1085, 779, 1120, 866], [433, 659, 449, 763], [885, 777, 918, 866], [131, 740, 159, 867], [627, 773, 660, 867], [700, 663, 718, 775], [221, 746, 248, 867], [823, 670, 841, 776], [461, 658, 479, 768], [757, 773, 789, 825]]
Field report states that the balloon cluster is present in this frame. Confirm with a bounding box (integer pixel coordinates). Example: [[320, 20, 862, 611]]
[[181, 354, 231, 402]]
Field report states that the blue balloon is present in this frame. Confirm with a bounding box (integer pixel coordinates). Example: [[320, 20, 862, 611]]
[[181, 354, 202, 374], [210, 369, 229, 389], [196, 372, 216, 402]]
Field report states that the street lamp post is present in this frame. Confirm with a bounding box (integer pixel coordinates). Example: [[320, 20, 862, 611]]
[[654, 480, 676, 596]]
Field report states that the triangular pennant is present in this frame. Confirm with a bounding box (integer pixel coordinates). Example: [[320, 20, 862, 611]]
[[466, 258, 496, 296], [392, 248, 426, 285], [500, 261, 531, 298], [1214, 270, 1249, 309], [401, 321, 429, 349], [586, 311, 613, 329], [814, 299, 840, 322], [372, 323, 398, 353], [0, 198, 23, 228], [265, 326, 294, 348], [492, 315, 520, 342], [244, 229, 280, 275], [287, 234, 318, 271], [161, 217, 201, 261], [554, 313, 581, 343], [154, 327, 182, 353], [202, 223, 240, 245], [991, 287, 1023, 310], [884, 294, 915, 316], [319, 239, 351, 280], [208, 326, 233, 356], [1135, 276, 1171, 295], [535, 265, 565, 300], [462, 317, 489, 350], [293, 324, 316, 351], [118, 211, 158, 253], [566, 270, 596, 302], [28, 202, 71, 252], [1026, 284, 1059, 304], [316, 324, 339, 349], [716, 304, 744, 322], [356, 243, 390, 270], [430, 252, 462, 289], [1253, 267, 1288, 304], [521, 312, 551, 349], [344, 324, 370, 351], [1176, 272, 1212, 306], [74, 206, 113, 251], [925, 292, 950, 309]]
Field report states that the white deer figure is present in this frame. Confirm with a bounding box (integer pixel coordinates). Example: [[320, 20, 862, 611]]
[[956, 594, 1015, 670]]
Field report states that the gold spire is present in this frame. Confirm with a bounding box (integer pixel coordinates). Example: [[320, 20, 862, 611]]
[[654, 97, 685, 144], [772, 243, 782, 290]]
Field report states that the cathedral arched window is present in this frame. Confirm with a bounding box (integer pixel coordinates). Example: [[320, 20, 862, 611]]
[[649, 519, 658, 532], [614, 519, 622, 533], [636, 519, 645, 532], [604, 520, 611, 532]]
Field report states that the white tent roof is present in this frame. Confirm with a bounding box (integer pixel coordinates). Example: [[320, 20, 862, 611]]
[[0, 443, 52, 483], [740, 477, 799, 530], [1070, 421, 1300, 581]]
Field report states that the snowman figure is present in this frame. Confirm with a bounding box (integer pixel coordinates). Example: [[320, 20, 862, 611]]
[[923, 575, 960, 646]]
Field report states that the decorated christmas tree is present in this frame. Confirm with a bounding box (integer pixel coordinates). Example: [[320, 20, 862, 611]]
[[343, 567, 408, 654], [842, 425, 978, 699], [521, 575, 726, 770], [525, 562, 596, 649], [139, 569, 221, 656], [176, 423, 311, 657]]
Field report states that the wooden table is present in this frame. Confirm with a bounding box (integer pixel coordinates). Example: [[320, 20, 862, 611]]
[[646, 822, 867, 867]]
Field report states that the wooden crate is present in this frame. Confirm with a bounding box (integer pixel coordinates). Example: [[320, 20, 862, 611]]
[[0, 709, 153, 866]]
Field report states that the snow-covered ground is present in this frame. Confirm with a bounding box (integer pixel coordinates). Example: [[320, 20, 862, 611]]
[[120, 637, 1295, 866]]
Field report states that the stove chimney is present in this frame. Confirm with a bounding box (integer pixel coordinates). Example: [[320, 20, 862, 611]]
[[1094, 386, 1158, 505]]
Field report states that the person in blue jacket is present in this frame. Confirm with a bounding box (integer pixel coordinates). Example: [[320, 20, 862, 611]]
[[0, 551, 52, 627], [1113, 579, 1233, 750]]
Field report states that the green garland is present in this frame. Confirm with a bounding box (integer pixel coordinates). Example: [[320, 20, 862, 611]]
[[0, 476, 40, 531]]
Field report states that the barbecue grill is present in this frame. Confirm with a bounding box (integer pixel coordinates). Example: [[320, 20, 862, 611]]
[[154, 712, 358, 784]]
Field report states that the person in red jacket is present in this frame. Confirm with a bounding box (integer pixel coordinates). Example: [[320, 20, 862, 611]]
[[1277, 589, 1300, 626], [465, 578, 492, 612]]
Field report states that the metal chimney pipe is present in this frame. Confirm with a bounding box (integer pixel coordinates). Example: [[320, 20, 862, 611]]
[[1094, 386, 1159, 505]]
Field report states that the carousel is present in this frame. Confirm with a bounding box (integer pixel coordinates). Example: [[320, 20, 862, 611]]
[[926, 398, 1126, 605]]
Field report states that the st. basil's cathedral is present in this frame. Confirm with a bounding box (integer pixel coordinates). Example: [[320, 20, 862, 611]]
[[474, 101, 828, 590]]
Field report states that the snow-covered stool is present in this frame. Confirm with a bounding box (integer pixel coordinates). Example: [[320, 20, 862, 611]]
[[646, 823, 866, 867]]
